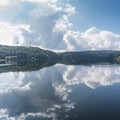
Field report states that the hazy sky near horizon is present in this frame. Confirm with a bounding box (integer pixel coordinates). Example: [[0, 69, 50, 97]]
[[0, 0, 120, 51]]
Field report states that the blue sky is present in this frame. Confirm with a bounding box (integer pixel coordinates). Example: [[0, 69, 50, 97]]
[[70, 0, 120, 33], [0, 1, 120, 119], [0, 0, 120, 51]]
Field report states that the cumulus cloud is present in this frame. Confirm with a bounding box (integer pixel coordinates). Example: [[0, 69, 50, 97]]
[[0, 0, 8, 5], [0, 65, 120, 119], [0, 21, 25, 45], [0, 0, 75, 49], [0, 0, 120, 51], [63, 65, 120, 89], [0, 72, 24, 92], [0, 67, 75, 120], [0, 0, 120, 119], [63, 27, 120, 51]]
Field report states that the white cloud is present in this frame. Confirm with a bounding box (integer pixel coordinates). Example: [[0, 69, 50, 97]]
[[0, 0, 119, 51], [0, 72, 25, 93], [0, 0, 8, 5], [0, 0, 120, 119], [0, 67, 75, 120], [0, 0, 119, 53], [63, 65, 120, 89], [65, 4, 76, 15], [0, 0, 75, 49], [0, 65, 120, 119], [0, 109, 8, 117], [0, 20, 30, 46], [62, 27, 120, 51], [25, 0, 58, 3]]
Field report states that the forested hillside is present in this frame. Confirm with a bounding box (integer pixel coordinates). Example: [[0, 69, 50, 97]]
[[0, 45, 58, 65], [57, 50, 120, 65], [0, 45, 120, 66]]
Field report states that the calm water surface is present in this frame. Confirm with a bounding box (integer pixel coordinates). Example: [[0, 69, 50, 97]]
[[0, 64, 120, 120]]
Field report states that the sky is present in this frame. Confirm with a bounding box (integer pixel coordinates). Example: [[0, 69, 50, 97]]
[[70, 0, 120, 33], [0, 1, 120, 119], [0, 0, 120, 51]]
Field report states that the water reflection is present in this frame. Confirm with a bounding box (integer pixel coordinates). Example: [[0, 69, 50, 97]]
[[0, 64, 120, 119]]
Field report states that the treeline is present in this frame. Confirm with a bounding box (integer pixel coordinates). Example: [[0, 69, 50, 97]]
[[0, 45, 120, 66], [0, 45, 58, 65], [57, 50, 120, 65]]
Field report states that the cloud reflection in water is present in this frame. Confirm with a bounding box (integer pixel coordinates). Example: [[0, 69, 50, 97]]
[[0, 64, 120, 119]]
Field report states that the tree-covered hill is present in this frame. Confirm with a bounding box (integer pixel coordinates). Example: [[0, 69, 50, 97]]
[[0, 45, 58, 65], [57, 50, 120, 65], [0, 45, 120, 67]]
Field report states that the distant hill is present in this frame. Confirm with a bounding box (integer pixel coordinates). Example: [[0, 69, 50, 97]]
[[0, 45, 120, 67], [0, 45, 58, 65], [57, 50, 120, 65]]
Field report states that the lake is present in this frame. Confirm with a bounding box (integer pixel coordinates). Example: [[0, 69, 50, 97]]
[[0, 64, 120, 120]]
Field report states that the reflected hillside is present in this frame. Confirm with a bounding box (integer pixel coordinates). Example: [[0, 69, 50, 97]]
[[1, 45, 120, 73], [0, 45, 58, 73], [0, 62, 56, 73]]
